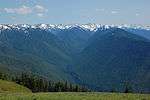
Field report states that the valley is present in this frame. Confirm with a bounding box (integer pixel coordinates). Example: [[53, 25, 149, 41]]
[[0, 24, 150, 93]]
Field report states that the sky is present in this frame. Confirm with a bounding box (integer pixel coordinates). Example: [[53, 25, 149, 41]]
[[0, 0, 149, 25]]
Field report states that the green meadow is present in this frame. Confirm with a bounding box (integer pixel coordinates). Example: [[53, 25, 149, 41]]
[[0, 92, 150, 100], [0, 75, 150, 100], [0, 79, 31, 93]]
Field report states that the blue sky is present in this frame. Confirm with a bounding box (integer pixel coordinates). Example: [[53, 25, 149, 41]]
[[0, 0, 149, 25]]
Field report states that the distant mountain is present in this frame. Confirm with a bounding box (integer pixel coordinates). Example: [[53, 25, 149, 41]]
[[125, 28, 150, 40], [73, 28, 150, 93], [55, 26, 93, 55], [0, 27, 71, 81], [0, 24, 150, 93]]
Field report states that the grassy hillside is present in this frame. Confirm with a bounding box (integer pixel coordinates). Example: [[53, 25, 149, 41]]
[[0, 79, 31, 93], [0, 92, 150, 100]]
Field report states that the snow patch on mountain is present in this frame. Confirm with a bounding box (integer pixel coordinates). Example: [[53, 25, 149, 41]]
[[0, 24, 150, 32]]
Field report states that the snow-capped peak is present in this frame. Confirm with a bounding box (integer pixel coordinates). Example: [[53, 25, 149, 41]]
[[0, 24, 150, 32], [80, 24, 101, 31]]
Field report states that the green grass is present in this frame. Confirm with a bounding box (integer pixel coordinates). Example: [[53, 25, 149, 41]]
[[0, 79, 149, 100], [0, 92, 150, 100], [0, 79, 31, 93]]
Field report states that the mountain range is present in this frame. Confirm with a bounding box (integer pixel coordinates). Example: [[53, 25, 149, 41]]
[[0, 24, 150, 93]]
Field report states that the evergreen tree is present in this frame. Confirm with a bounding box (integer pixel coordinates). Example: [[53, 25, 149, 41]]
[[124, 82, 133, 93], [0, 72, 89, 92]]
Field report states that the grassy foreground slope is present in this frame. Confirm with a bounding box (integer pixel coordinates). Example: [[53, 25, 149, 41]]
[[0, 79, 31, 93], [0, 93, 150, 100]]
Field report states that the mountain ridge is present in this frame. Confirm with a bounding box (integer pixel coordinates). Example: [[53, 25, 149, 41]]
[[0, 24, 150, 32], [73, 28, 150, 93], [0, 25, 150, 93]]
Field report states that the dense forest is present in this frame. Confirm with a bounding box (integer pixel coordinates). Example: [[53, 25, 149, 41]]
[[0, 72, 89, 92], [0, 72, 134, 93]]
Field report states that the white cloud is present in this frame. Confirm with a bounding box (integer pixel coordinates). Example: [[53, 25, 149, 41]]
[[96, 8, 105, 12], [4, 5, 32, 15], [10, 16, 16, 20], [0, 8, 3, 12], [4, 8, 15, 13], [111, 11, 118, 14], [34, 5, 48, 13], [136, 13, 140, 16], [4, 5, 48, 16], [37, 13, 44, 17]]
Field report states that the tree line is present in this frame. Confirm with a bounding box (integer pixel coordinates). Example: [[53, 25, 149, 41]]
[[0, 72, 89, 92], [0, 72, 134, 93]]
